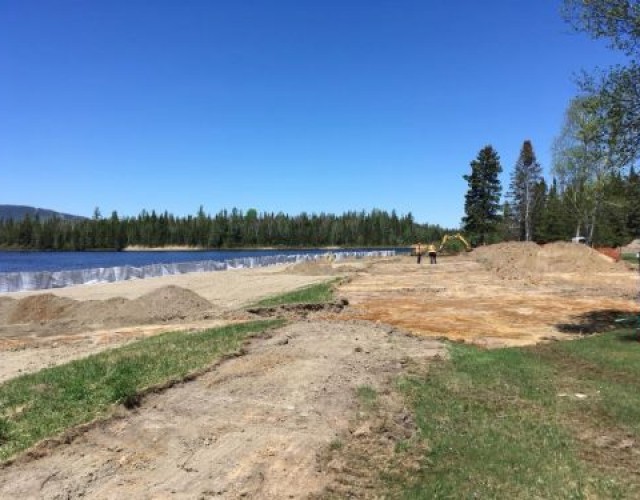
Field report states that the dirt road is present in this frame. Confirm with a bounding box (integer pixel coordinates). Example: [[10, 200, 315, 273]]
[[0, 321, 443, 499]]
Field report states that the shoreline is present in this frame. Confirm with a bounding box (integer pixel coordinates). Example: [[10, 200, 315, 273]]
[[1, 245, 401, 253], [123, 245, 354, 251], [0, 250, 399, 294]]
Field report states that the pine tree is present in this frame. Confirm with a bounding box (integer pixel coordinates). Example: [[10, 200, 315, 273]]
[[507, 140, 544, 241], [499, 201, 519, 241], [627, 166, 640, 238], [462, 145, 503, 245], [530, 179, 548, 242], [596, 172, 629, 246]]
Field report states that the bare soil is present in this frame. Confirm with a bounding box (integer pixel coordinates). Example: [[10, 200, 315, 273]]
[[0, 243, 638, 497], [0, 267, 329, 381], [0, 321, 443, 499], [339, 243, 638, 347]]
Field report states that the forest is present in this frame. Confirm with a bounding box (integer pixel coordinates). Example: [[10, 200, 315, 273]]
[[0, 208, 448, 251], [2, 158, 638, 253]]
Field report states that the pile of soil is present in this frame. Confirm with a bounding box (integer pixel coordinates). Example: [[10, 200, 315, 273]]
[[0, 297, 17, 324], [1, 286, 215, 333], [8, 294, 77, 323], [119, 285, 214, 323], [473, 242, 621, 280], [285, 260, 364, 276]]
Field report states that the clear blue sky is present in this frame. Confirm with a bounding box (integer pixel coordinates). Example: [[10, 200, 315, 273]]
[[0, 1, 626, 228]]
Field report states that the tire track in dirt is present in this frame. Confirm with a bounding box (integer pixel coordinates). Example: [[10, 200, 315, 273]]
[[0, 321, 444, 499]]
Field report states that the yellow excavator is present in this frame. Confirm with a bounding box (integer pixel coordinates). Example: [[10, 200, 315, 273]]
[[438, 233, 472, 252], [411, 233, 471, 256]]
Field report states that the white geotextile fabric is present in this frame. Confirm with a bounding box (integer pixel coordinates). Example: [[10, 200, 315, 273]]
[[0, 250, 395, 293]]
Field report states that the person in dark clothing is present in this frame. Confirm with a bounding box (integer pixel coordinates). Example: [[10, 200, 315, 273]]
[[427, 244, 437, 264]]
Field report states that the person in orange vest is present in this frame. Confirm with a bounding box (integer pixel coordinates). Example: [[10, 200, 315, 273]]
[[427, 243, 437, 264]]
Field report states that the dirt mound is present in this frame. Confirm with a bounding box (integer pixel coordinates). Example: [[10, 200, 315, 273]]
[[0, 297, 15, 324], [473, 241, 621, 280], [286, 259, 369, 276], [2, 286, 214, 333], [68, 286, 214, 327], [286, 260, 343, 276], [125, 285, 214, 322], [8, 294, 77, 323]]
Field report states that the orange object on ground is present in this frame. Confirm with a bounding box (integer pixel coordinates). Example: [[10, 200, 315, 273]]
[[595, 247, 621, 262]]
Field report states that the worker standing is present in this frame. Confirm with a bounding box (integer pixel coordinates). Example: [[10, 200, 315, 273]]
[[427, 243, 437, 264], [416, 243, 422, 264]]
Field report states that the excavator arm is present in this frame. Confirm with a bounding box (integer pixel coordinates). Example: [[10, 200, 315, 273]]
[[439, 233, 472, 252]]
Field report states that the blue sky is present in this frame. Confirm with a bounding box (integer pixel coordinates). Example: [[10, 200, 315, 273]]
[[0, 1, 626, 228]]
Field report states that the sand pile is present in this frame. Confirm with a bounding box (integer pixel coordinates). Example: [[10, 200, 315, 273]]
[[120, 285, 214, 322], [0, 286, 215, 333], [8, 294, 76, 323], [285, 260, 361, 276], [0, 297, 16, 324], [473, 241, 621, 280]]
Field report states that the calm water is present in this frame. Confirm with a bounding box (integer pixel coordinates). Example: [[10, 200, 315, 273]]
[[0, 248, 406, 273]]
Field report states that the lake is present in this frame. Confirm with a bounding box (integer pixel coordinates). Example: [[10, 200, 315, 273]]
[[0, 248, 405, 274], [0, 248, 404, 293]]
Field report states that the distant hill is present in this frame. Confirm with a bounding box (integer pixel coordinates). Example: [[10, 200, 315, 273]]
[[0, 205, 85, 222]]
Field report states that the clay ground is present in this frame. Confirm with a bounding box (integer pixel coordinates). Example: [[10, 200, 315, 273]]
[[0, 244, 638, 498], [340, 250, 639, 347]]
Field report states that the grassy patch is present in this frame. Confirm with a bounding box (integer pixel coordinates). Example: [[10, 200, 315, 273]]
[[0, 319, 284, 461], [329, 438, 343, 451], [356, 385, 378, 410], [394, 330, 640, 498], [621, 252, 639, 263], [252, 280, 337, 307]]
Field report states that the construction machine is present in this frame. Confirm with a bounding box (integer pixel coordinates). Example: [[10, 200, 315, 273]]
[[410, 234, 471, 256], [438, 233, 472, 252]]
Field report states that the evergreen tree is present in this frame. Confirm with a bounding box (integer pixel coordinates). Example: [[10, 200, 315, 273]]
[[462, 145, 503, 245], [530, 179, 548, 242], [539, 178, 570, 242], [596, 171, 629, 246], [498, 201, 519, 241], [507, 140, 543, 241], [627, 166, 640, 238]]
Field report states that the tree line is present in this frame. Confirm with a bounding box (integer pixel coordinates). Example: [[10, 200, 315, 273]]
[[462, 142, 640, 247], [0, 208, 448, 251]]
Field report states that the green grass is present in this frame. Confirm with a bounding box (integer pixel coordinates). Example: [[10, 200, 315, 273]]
[[356, 385, 378, 410], [0, 319, 284, 461], [622, 253, 639, 265], [329, 438, 344, 451], [251, 280, 337, 307], [394, 330, 640, 498]]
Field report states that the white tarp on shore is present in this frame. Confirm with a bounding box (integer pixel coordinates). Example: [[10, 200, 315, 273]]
[[0, 250, 395, 293]]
